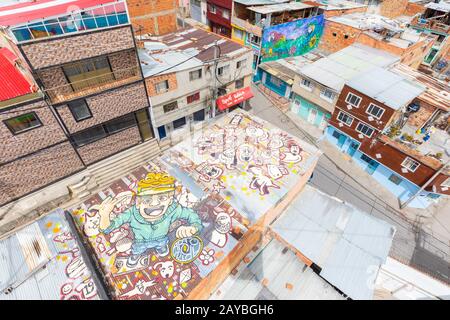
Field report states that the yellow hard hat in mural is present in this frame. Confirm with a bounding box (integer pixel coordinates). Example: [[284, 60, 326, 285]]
[[137, 172, 176, 195]]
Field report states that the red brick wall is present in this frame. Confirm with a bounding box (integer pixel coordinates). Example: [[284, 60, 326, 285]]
[[127, 0, 178, 35], [319, 20, 361, 53], [20, 26, 135, 70], [380, 0, 409, 18], [404, 2, 427, 16], [56, 82, 149, 134], [76, 126, 141, 164], [0, 100, 67, 163], [145, 73, 178, 97], [0, 142, 84, 205]]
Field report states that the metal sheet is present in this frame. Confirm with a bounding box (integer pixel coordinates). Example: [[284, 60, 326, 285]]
[[272, 185, 395, 300]]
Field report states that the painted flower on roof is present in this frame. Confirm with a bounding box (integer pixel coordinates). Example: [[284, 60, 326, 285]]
[[199, 248, 215, 266]]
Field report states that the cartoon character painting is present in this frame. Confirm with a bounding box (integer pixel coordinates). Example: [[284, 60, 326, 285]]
[[97, 172, 203, 268]]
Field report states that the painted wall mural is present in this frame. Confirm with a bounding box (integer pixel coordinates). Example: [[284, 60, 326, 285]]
[[67, 162, 248, 300], [66, 110, 318, 300], [261, 15, 324, 63], [0, 209, 99, 300], [164, 110, 318, 224]]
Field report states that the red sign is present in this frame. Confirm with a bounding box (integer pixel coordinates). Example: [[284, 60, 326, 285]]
[[216, 87, 254, 111]]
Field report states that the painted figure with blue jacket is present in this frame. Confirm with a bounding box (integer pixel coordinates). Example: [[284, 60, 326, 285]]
[[98, 172, 203, 268]]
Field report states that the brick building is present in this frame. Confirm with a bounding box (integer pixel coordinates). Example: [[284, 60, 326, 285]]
[[325, 66, 450, 209], [319, 13, 435, 69], [0, 0, 161, 233], [126, 0, 179, 36]]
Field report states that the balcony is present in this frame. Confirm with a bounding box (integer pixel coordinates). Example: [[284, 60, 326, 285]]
[[231, 16, 262, 37], [411, 16, 450, 34], [45, 66, 141, 104]]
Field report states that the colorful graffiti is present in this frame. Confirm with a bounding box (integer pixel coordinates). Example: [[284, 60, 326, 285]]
[[0, 209, 99, 300], [165, 110, 316, 223], [66, 110, 316, 300], [68, 162, 248, 300], [261, 15, 324, 62]]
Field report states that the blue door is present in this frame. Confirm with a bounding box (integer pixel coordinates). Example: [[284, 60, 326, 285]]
[[337, 134, 347, 148], [347, 141, 359, 157], [157, 125, 167, 139]]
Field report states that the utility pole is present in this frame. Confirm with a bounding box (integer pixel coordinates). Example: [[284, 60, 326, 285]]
[[211, 41, 220, 119]]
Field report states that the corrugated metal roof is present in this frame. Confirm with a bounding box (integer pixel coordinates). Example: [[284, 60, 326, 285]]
[[299, 43, 399, 92], [347, 67, 426, 110], [425, 1, 450, 13], [211, 239, 345, 300], [234, 0, 289, 6], [0, 209, 100, 300], [0, 47, 34, 102], [271, 185, 396, 300]]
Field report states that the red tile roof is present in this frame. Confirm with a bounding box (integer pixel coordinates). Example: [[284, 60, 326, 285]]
[[0, 47, 34, 102], [0, 0, 115, 27]]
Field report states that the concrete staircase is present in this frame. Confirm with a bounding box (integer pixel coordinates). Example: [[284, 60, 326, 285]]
[[68, 138, 162, 201], [87, 138, 162, 189]]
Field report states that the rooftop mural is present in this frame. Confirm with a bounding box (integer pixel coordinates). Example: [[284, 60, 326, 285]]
[[261, 15, 324, 63], [66, 111, 319, 300], [0, 209, 99, 300]]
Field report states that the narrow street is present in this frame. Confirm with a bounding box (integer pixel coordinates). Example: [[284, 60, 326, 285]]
[[249, 83, 450, 284]]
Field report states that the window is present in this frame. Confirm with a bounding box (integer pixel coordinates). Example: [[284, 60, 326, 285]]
[[63, 56, 113, 91], [222, 9, 230, 19], [10, 1, 129, 43], [217, 65, 229, 76], [356, 122, 374, 137], [163, 101, 178, 113], [366, 103, 385, 119], [189, 69, 202, 81], [4, 112, 42, 134], [344, 34, 349, 39], [442, 177, 450, 188], [234, 29, 244, 40], [105, 114, 136, 134], [332, 130, 341, 139], [209, 4, 216, 14], [300, 78, 313, 91], [249, 34, 261, 45], [401, 157, 420, 172], [345, 92, 362, 107], [389, 174, 403, 185], [237, 59, 246, 69], [320, 89, 335, 102], [193, 109, 205, 122], [173, 117, 187, 129], [187, 92, 200, 104], [270, 76, 283, 87], [337, 111, 353, 126], [155, 80, 169, 93], [235, 78, 244, 89], [68, 100, 92, 121], [72, 125, 107, 146], [332, 32, 337, 37]]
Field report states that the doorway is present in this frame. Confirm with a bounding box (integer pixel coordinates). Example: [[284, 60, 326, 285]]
[[135, 109, 154, 141]]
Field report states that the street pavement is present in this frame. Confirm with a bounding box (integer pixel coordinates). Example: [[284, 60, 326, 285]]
[[249, 83, 450, 285]]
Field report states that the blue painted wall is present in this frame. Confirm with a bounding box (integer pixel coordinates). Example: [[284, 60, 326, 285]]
[[325, 125, 440, 209]]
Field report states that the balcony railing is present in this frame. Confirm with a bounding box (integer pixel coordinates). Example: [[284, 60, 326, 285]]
[[411, 16, 450, 33], [44, 66, 141, 104]]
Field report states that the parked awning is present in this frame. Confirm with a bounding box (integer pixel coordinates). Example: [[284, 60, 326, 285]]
[[216, 86, 254, 111]]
